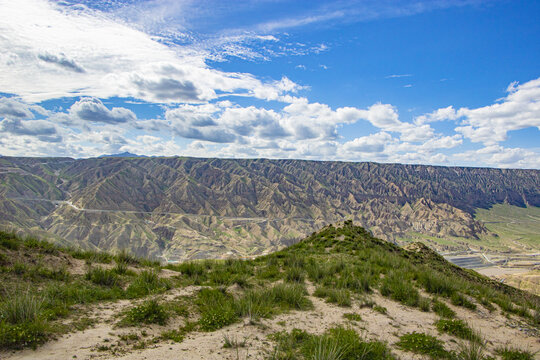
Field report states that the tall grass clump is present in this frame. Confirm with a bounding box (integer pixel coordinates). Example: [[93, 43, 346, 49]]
[[495, 345, 536, 360], [115, 249, 139, 265], [417, 270, 455, 297], [314, 287, 352, 307], [305, 336, 348, 360], [70, 249, 113, 264], [269, 326, 394, 360], [268, 283, 313, 311], [457, 340, 489, 360], [284, 266, 305, 283], [0, 292, 49, 349], [85, 267, 119, 287], [380, 272, 420, 307], [0, 292, 43, 324], [126, 270, 170, 298]]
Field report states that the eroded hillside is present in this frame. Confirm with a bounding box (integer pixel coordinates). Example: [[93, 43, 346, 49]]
[[1, 156, 539, 260]]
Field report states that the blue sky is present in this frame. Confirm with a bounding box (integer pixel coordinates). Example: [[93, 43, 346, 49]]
[[0, 0, 539, 168]]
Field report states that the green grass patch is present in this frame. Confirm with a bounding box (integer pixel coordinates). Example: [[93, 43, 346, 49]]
[[120, 299, 169, 326], [126, 270, 170, 298], [396, 332, 452, 359], [85, 267, 120, 287], [380, 272, 420, 308], [436, 319, 480, 342], [343, 313, 362, 322], [269, 326, 394, 360], [432, 299, 456, 318], [314, 286, 352, 307], [495, 345, 536, 360]]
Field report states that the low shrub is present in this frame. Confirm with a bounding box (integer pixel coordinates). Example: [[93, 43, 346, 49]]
[[0, 232, 19, 250], [121, 299, 169, 326], [0, 320, 49, 350], [196, 288, 237, 331]]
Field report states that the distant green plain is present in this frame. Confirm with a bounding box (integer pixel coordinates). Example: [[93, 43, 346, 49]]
[[398, 204, 540, 253], [475, 204, 540, 251]]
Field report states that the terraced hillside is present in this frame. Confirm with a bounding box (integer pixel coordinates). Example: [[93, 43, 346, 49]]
[[1, 156, 539, 260], [0, 223, 538, 359]]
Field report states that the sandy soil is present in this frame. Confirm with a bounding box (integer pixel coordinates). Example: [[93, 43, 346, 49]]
[[3, 282, 539, 360]]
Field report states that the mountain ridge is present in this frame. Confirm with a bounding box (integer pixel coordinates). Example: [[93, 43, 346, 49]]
[[1, 156, 539, 260]]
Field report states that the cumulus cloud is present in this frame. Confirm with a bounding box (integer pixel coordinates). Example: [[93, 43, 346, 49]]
[[343, 132, 394, 153], [69, 98, 136, 124], [416, 78, 540, 145], [0, 97, 48, 119], [0, 118, 61, 142], [414, 106, 459, 125]]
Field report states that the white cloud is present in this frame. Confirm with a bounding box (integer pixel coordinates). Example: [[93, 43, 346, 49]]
[[0, 0, 301, 103], [69, 97, 136, 124], [386, 74, 412, 78], [343, 132, 394, 153], [417, 78, 540, 145], [454, 145, 540, 169], [415, 106, 459, 125], [0, 97, 48, 119]]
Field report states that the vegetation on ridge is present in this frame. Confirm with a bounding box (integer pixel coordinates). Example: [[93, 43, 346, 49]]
[[0, 222, 538, 357]]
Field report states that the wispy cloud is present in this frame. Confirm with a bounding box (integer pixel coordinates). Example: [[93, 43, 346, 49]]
[[386, 74, 413, 79]]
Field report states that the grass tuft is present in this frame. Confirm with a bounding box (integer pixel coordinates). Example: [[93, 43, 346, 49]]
[[436, 319, 481, 342], [85, 267, 119, 287], [120, 299, 169, 326], [396, 332, 452, 359], [495, 345, 536, 360]]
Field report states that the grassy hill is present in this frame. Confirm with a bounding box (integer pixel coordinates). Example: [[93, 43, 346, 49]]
[[0, 222, 538, 359]]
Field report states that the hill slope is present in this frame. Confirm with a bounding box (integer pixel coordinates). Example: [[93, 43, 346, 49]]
[[0, 223, 538, 359], [1, 156, 539, 260]]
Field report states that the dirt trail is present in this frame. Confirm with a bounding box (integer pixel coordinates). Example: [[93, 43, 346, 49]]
[[3, 285, 539, 360]]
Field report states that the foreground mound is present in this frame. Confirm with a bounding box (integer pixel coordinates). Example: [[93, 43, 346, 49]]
[[0, 222, 538, 359]]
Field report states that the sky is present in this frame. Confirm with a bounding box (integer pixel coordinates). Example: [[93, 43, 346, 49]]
[[0, 0, 539, 169]]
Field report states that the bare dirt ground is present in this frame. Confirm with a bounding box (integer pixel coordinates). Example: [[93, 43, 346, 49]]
[[3, 284, 539, 360]]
